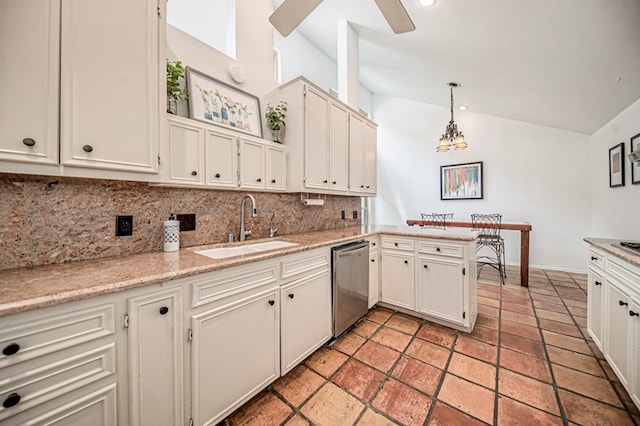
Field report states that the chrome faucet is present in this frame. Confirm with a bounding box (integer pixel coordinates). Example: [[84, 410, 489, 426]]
[[239, 194, 257, 241], [269, 213, 278, 238]]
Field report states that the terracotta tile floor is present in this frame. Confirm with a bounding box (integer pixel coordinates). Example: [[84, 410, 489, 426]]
[[223, 267, 640, 425]]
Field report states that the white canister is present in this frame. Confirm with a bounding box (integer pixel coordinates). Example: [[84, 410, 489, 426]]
[[164, 214, 180, 252]]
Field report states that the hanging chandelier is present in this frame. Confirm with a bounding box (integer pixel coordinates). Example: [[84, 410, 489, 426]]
[[436, 82, 467, 152]]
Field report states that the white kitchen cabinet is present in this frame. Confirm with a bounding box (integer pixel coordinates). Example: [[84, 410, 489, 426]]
[[369, 239, 380, 308], [417, 256, 465, 326], [303, 86, 330, 190], [329, 102, 350, 192], [190, 286, 280, 426], [629, 297, 640, 408], [587, 267, 605, 350], [604, 278, 632, 387], [239, 137, 266, 189], [126, 287, 183, 426], [380, 250, 415, 310], [0, 0, 59, 167], [363, 121, 378, 194], [266, 144, 287, 190], [165, 117, 205, 185], [348, 113, 377, 195], [206, 129, 238, 188], [280, 269, 331, 374]]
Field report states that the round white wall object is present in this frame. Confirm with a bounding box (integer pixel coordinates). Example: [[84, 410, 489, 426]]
[[228, 64, 246, 84]]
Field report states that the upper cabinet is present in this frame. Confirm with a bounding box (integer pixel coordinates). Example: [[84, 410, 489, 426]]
[[0, 0, 162, 179], [278, 77, 377, 196]]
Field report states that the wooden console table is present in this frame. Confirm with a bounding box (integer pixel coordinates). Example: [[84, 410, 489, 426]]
[[406, 219, 532, 287]]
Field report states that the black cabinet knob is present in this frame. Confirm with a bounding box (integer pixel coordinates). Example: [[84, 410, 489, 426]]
[[22, 138, 36, 147], [268, 300, 275, 306], [372, 242, 376, 246], [191, 171, 198, 176], [257, 178, 262, 183], [591, 256, 598, 261], [394, 242, 398, 247], [159, 306, 169, 315], [630, 311, 639, 317], [323, 180, 328, 183], [436, 247, 441, 252], [366, 185, 370, 189], [423, 264, 428, 269], [332, 181, 337, 184], [595, 281, 602, 286], [288, 294, 294, 299], [271, 179, 276, 183], [404, 260, 409, 265], [619, 300, 628, 307], [215, 173, 221, 178], [2, 343, 20, 356], [82, 144, 93, 153], [360, 185, 364, 188], [371, 259, 375, 263], [3, 393, 20, 408]]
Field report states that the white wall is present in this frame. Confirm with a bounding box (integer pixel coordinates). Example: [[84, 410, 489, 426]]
[[371, 95, 592, 272], [590, 98, 640, 240]]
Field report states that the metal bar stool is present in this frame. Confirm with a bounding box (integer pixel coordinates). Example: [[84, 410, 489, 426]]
[[471, 213, 506, 285], [421, 213, 453, 229]]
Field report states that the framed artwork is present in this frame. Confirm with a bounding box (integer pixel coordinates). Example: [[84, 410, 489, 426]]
[[440, 161, 483, 200], [609, 142, 625, 188], [186, 67, 263, 138], [631, 133, 640, 185]]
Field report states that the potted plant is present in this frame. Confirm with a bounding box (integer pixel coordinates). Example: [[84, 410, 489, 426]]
[[166, 60, 189, 114], [264, 101, 287, 143]]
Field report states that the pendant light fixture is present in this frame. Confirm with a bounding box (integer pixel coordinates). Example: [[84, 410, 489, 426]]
[[436, 82, 467, 152]]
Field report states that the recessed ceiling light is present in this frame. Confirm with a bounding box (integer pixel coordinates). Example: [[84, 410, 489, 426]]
[[419, 0, 436, 7], [459, 104, 469, 111]]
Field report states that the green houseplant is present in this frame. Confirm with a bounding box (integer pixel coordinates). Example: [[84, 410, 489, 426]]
[[166, 60, 189, 114], [264, 101, 287, 143]]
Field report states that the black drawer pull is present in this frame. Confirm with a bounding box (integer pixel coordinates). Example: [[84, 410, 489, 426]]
[[436, 247, 441, 252], [268, 300, 275, 306], [22, 138, 36, 147], [288, 294, 294, 299], [619, 300, 628, 307], [271, 179, 276, 183], [394, 242, 398, 247], [3, 393, 20, 408], [630, 311, 639, 317], [360, 185, 365, 188], [371, 259, 375, 262], [257, 178, 262, 183], [332, 181, 337, 184], [82, 144, 93, 153], [323, 180, 328, 183], [366, 185, 370, 189], [595, 281, 602, 286], [159, 306, 169, 315], [191, 171, 197, 176], [591, 256, 598, 261], [2, 343, 20, 356], [404, 260, 409, 265], [215, 173, 221, 178]]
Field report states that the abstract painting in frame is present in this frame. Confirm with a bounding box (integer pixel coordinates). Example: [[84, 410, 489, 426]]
[[609, 142, 625, 188], [186, 67, 262, 138], [441, 161, 483, 200]]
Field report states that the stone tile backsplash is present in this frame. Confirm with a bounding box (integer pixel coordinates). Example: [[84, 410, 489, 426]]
[[0, 174, 361, 270]]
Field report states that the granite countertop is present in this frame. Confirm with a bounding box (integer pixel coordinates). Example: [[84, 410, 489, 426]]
[[584, 237, 640, 269], [0, 225, 478, 317]]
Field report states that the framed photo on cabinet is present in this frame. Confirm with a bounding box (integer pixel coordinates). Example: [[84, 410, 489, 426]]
[[185, 67, 263, 138], [631, 133, 640, 185], [608, 142, 625, 188], [440, 161, 483, 200]]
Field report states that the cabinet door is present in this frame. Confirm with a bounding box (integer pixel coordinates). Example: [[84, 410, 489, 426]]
[[191, 288, 279, 426], [604, 280, 630, 387], [60, 0, 158, 173], [329, 102, 349, 191], [380, 251, 415, 310], [206, 130, 238, 188], [127, 288, 183, 426], [364, 122, 377, 194], [266, 145, 286, 190], [281, 270, 331, 374], [417, 256, 465, 325], [0, 0, 59, 165], [304, 86, 329, 189], [369, 251, 379, 308], [587, 269, 605, 350], [239, 138, 266, 189], [166, 119, 204, 184], [348, 113, 366, 194], [630, 299, 640, 409]]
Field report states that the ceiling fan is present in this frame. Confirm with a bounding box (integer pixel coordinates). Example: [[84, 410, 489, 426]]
[[269, 0, 416, 37]]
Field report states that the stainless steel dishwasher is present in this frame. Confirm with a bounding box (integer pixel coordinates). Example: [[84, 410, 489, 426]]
[[332, 240, 369, 338]]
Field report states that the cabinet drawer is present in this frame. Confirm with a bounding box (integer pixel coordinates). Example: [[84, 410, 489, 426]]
[[588, 248, 605, 271], [381, 237, 415, 252], [418, 241, 463, 258], [0, 304, 115, 369], [190, 261, 278, 309], [607, 257, 640, 292], [281, 249, 330, 281], [0, 343, 115, 421]]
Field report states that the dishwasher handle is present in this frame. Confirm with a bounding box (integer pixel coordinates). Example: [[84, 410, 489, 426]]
[[334, 243, 369, 257]]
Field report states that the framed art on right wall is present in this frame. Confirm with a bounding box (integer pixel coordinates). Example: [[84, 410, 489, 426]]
[[609, 142, 625, 188], [631, 133, 640, 185]]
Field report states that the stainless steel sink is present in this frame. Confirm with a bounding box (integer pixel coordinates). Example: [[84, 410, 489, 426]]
[[194, 240, 299, 259]]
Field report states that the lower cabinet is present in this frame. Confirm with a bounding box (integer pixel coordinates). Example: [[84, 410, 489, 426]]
[[380, 250, 415, 310], [630, 297, 640, 408], [369, 249, 379, 308], [417, 256, 465, 326], [280, 269, 331, 374], [604, 278, 632, 388], [587, 267, 605, 349]]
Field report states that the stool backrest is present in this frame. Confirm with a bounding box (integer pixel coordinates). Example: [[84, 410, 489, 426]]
[[421, 213, 453, 229], [471, 213, 502, 238]]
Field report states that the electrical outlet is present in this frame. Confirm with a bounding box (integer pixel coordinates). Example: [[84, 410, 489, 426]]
[[352, 210, 358, 220], [116, 215, 133, 236], [177, 214, 196, 232], [341, 210, 346, 220]]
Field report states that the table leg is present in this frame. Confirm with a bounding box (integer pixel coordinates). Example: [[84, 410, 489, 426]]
[[520, 230, 530, 287]]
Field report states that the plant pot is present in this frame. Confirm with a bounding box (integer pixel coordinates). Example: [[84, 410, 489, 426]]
[[167, 98, 177, 115], [271, 129, 285, 144]]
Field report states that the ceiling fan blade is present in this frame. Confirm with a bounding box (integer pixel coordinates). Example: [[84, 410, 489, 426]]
[[374, 0, 416, 34], [269, 0, 324, 37]]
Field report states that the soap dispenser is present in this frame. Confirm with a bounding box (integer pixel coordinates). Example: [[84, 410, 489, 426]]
[[164, 213, 180, 252]]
